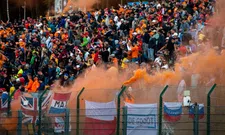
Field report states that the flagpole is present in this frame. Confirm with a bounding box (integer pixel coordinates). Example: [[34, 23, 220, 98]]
[[24, 0, 26, 20], [6, 0, 10, 21]]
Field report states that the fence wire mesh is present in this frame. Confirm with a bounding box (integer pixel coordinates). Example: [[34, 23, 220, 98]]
[[0, 85, 224, 135]]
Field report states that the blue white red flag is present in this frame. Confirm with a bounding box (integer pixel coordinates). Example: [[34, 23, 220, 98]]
[[21, 92, 52, 124], [189, 104, 204, 120], [0, 97, 8, 111], [164, 102, 182, 122], [49, 92, 71, 114]]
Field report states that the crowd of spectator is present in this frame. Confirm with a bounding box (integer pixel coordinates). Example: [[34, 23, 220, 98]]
[[0, 0, 215, 98]]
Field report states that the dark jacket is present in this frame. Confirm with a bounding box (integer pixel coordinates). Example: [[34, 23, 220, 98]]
[[143, 32, 150, 44], [148, 37, 156, 49]]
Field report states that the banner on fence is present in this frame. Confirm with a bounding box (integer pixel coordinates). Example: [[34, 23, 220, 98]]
[[49, 92, 71, 114], [125, 102, 158, 135], [54, 117, 71, 133], [84, 100, 117, 135], [189, 104, 204, 119], [164, 102, 182, 122], [0, 96, 8, 111], [21, 92, 51, 124]]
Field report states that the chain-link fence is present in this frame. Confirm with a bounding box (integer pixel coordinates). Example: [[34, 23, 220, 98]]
[[209, 86, 225, 135], [0, 84, 225, 135]]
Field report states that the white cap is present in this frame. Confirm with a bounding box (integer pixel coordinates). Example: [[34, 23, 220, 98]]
[[110, 54, 115, 57], [76, 65, 80, 68], [162, 64, 169, 69], [16, 78, 20, 82], [157, 4, 161, 8], [173, 33, 178, 37], [128, 87, 133, 92]]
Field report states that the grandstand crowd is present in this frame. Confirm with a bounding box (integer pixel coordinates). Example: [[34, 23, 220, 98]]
[[0, 0, 215, 98]]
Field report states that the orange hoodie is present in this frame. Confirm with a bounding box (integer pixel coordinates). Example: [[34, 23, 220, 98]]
[[131, 46, 139, 59], [0, 54, 6, 68], [30, 79, 40, 93], [26, 79, 34, 91]]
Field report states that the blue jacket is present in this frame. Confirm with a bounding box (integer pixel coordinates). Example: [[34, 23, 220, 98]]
[[38, 82, 45, 91]]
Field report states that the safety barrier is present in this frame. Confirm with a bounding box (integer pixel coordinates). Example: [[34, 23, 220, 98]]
[[1, 84, 225, 135]]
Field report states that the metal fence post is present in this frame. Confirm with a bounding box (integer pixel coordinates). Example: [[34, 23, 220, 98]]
[[207, 84, 217, 135], [7, 89, 18, 116], [38, 90, 48, 135], [158, 85, 169, 135], [17, 110, 22, 135], [193, 103, 199, 135], [122, 106, 128, 135], [116, 86, 127, 135], [65, 108, 70, 135], [76, 87, 85, 135]]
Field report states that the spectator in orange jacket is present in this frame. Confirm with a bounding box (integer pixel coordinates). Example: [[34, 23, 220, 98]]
[[131, 44, 139, 62], [124, 87, 135, 104], [30, 76, 40, 93], [25, 74, 33, 92]]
